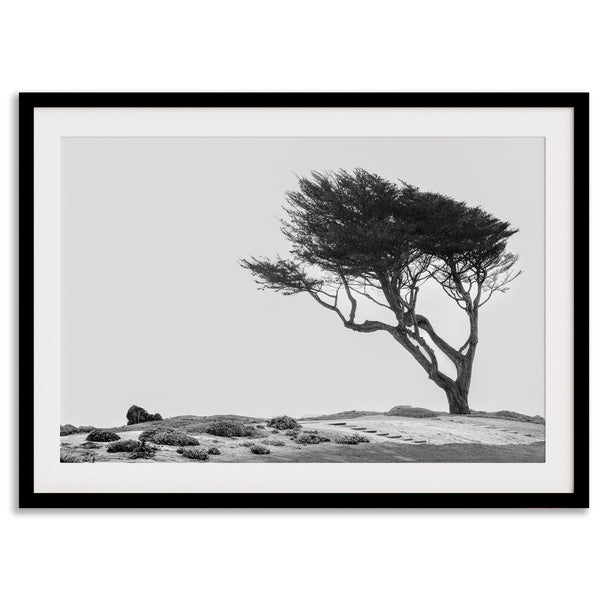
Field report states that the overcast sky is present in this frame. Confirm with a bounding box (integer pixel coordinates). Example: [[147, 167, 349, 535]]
[[61, 136, 544, 426]]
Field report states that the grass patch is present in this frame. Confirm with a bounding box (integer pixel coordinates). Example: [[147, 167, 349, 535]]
[[107, 439, 141, 453], [263, 439, 285, 446], [333, 433, 370, 445], [296, 432, 331, 445], [385, 405, 441, 418], [86, 430, 120, 442], [60, 424, 95, 436], [60, 447, 95, 463], [139, 427, 199, 446], [206, 419, 256, 438], [177, 447, 209, 461]]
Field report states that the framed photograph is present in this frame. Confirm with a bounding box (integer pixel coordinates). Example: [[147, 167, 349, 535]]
[[20, 92, 588, 508]]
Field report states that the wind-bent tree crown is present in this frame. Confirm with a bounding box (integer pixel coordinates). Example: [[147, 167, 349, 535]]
[[241, 169, 521, 413]]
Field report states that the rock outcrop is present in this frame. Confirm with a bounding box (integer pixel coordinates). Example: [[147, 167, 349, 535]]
[[126, 405, 163, 425]]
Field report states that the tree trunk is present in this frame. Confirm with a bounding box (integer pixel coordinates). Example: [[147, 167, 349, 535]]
[[445, 385, 470, 414]]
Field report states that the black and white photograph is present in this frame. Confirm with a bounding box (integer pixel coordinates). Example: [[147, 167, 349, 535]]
[[20, 93, 586, 507], [58, 135, 545, 464]]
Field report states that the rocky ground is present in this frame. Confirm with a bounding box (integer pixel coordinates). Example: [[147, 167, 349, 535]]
[[59, 410, 545, 463]]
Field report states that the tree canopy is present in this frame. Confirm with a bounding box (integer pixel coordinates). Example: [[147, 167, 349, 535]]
[[241, 169, 521, 413]]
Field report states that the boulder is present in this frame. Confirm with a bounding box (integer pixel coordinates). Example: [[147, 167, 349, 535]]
[[126, 405, 163, 425]]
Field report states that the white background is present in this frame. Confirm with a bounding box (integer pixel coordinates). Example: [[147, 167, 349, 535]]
[[0, 1, 597, 599]]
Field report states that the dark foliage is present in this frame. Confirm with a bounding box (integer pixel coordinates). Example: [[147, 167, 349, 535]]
[[139, 427, 199, 446], [177, 447, 209, 461], [86, 430, 121, 442], [206, 419, 256, 438], [60, 424, 95, 436], [106, 439, 141, 453], [130, 441, 157, 459], [241, 169, 521, 414], [296, 432, 331, 445], [207, 446, 221, 455], [333, 433, 370, 445], [267, 415, 299, 430], [249, 444, 271, 455]]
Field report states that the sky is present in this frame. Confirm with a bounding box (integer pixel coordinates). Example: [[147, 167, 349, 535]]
[[61, 136, 545, 426]]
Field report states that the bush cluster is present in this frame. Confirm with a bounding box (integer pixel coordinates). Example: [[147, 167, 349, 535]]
[[177, 447, 209, 461], [106, 439, 141, 453], [249, 444, 270, 455], [139, 428, 199, 446], [333, 433, 370, 445], [296, 432, 330, 445], [86, 430, 121, 443], [60, 424, 95, 436], [267, 415, 298, 430], [207, 446, 221, 455], [130, 441, 157, 459], [206, 420, 255, 438]]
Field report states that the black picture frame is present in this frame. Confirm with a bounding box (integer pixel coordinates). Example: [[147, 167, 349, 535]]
[[19, 92, 589, 509]]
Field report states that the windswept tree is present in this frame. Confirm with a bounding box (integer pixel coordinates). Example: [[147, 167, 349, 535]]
[[241, 169, 521, 414]]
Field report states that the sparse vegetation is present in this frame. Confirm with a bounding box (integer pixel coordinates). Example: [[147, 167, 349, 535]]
[[177, 447, 209, 461], [267, 415, 298, 430], [333, 433, 370, 445], [86, 430, 120, 442], [386, 406, 441, 418], [296, 432, 331, 445], [263, 439, 285, 446], [139, 427, 199, 446], [60, 424, 95, 436], [249, 444, 270, 455], [106, 439, 141, 453], [60, 447, 95, 463], [468, 410, 545, 424], [206, 419, 255, 438], [130, 441, 157, 459]]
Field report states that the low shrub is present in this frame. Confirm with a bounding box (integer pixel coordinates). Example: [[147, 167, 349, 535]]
[[386, 405, 440, 418], [130, 441, 157, 459], [267, 415, 298, 430], [106, 439, 141, 453], [296, 432, 330, 445], [249, 444, 270, 455], [177, 447, 209, 461], [139, 428, 199, 446], [206, 420, 255, 438], [86, 430, 120, 442], [263, 438, 285, 446], [60, 424, 95, 436], [60, 448, 95, 463], [207, 446, 221, 455], [75, 425, 96, 433], [334, 433, 370, 445]]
